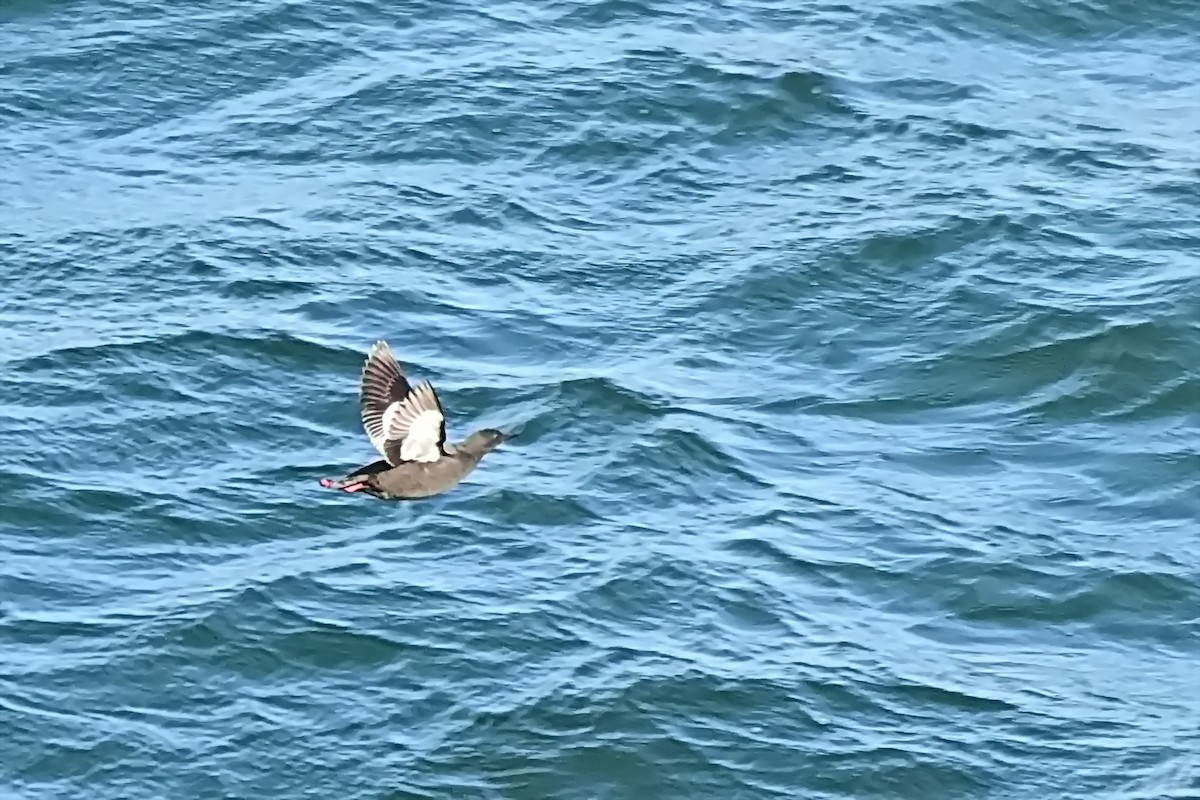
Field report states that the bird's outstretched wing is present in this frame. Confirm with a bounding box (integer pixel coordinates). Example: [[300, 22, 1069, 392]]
[[359, 341, 447, 464]]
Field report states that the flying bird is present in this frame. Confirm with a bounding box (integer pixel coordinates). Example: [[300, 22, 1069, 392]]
[[320, 340, 510, 500]]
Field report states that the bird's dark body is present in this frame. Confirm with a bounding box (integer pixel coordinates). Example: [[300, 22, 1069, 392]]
[[333, 446, 493, 500]]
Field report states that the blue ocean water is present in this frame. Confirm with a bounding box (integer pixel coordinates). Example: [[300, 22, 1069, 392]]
[[1, 0, 1198, 797]]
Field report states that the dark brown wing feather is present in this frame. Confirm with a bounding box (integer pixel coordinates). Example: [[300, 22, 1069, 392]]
[[359, 341, 412, 457]]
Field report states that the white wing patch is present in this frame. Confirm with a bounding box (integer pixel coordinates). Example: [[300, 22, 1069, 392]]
[[381, 381, 445, 464], [397, 409, 443, 462]]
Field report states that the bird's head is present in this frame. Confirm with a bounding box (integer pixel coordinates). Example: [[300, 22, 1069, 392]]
[[461, 428, 511, 457]]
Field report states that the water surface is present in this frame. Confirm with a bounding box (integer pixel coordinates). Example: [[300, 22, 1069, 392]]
[[1, 0, 1198, 797]]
